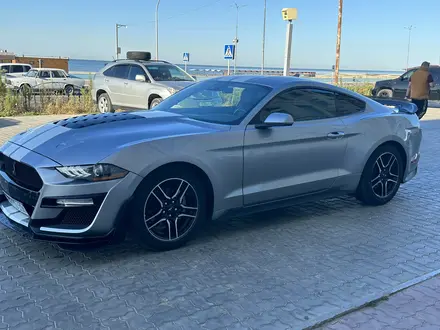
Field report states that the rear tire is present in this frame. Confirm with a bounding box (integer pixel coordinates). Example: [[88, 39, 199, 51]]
[[376, 89, 393, 98], [97, 93, 114, 113], [149, 97, 163, 109], [131, 167, 208, 251], [356, 145, 403, 206]]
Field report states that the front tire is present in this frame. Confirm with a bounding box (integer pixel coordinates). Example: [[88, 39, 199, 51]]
[[131, 167, 208, 251], [64, 85, 74, 96], [356, 145, 403, 206], [98, 93, 114, 113], [376, 89, 393, 98], [149, 97, 163, 109]]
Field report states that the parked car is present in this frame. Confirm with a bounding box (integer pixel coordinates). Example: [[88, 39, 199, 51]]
[[92, 51, 196, 113], [5, 68, 86, 95], [0, 76, 422, 251], [372, 65, 440, 100], [0, 63, 32, 78]]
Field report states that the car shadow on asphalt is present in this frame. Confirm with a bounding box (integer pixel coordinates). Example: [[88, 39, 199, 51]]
[[0, 118, 20, 128]]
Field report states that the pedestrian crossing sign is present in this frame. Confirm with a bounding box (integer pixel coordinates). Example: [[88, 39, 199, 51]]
[[183, 53, 190, 62], [224, 44, 235, 60]]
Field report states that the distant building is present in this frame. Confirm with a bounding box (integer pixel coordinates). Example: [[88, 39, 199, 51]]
[[0, 50, 69, 72]]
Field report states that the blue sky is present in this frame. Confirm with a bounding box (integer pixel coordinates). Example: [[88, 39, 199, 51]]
[[1, 0, 439, 70]]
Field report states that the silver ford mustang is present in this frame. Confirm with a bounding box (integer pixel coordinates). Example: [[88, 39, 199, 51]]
[[0, 76, 422, 251]]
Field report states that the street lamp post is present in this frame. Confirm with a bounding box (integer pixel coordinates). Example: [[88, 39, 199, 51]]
[[405, 25, 415, 71], [115, 23, 127, 60], [233, 2, 246, 74], [261, 0, 267, 75], [281, 8, 297, 76], [155, 0, 161, 60]]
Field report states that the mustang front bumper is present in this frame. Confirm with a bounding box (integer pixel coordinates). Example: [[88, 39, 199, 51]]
[[0, 145, 142, 244]]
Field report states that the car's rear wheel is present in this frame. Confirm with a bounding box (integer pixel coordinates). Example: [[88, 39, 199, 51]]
[[131, 167, 208, 251], [98, 93, 114, 113], [149, 97, 163, 109], [356, 145, 403, 206], [376, 89, 393, 98]]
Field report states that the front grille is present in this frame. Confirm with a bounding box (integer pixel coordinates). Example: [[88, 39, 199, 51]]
[[60, 207, 99, 227], [0, 153, 43, 191]]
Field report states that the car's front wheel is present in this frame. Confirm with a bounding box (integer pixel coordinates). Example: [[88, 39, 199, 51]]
[[64, 85, 74, 96], [376, 89, 393, 98], [356, 145, 403, 206], [98, 93, 114, 113], [131, 167, 208, 251], [149, 97, 163, 109]]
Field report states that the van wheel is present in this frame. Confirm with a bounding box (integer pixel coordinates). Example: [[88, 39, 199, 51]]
[[377, 89, 393, 98], [149, 97, 163, 109], [98, 93, 114, 113]]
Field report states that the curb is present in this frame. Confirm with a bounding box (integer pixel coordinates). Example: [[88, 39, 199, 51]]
[[304, 268, 440, 329]]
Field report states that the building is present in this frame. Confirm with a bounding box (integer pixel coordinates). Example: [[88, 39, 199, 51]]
[[0, 50, 69, 72]]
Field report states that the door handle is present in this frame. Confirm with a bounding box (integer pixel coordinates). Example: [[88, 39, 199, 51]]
[[124, 82, 129, 85], [104, 79, 109, 82], [327, 131, 345, 139]]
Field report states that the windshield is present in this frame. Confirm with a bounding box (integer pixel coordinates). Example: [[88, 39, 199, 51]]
[[154, 80, 272, 125], [26, 70, 38, 78], [145, 64, 194, 82]]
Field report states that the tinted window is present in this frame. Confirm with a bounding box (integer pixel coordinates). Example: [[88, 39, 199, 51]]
[[401, 69, 416, 81], [23, 66, 31, 72], [112, 65, 129, 79], [334, 92, 365, 116], [103, 66, 114, 77], [51, 70, 66, 78], [0, 65, 11, 73], [128, 65, 148, 81], [260, 88, 336, 122], [11, 65, 24, 73]]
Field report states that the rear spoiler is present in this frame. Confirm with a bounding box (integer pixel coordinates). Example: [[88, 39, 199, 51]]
[[370, 97, 418, 115]]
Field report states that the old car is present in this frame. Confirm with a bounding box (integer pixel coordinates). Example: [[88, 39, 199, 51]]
[[5, 68, 86, 95], [0, 76, 422, 251]]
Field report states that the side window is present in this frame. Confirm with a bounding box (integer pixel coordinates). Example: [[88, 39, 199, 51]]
[[103, 66, 115, 77], [128, 65, 149, 81], [334, 92, 365, 116], [0, 65, 11, 73], [259, 88, 336, 123], [401, 69, 416, 81], [11, 65, 24, 73], [24, 66, 31, 72], [39, 71, 51, 78], [112, 65, 129, 80], [51, 70, 66, 78]]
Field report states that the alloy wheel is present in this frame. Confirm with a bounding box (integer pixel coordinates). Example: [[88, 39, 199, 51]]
[[98, 97, 108, 113], [370, 152, 400, 199], [143, 178, 199, 242]]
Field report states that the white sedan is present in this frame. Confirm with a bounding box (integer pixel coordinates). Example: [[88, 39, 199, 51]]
[[6, 68, 86, 95]]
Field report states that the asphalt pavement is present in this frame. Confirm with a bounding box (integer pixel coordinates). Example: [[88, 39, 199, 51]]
[[1, 109, 440, 330]]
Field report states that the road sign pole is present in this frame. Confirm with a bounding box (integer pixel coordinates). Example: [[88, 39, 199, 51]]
[[185, 62, 187, 72], [227, 60, 230, 75], [283, 20, 293, 76]]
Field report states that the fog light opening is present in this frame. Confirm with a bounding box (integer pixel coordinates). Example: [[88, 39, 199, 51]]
[[56, 198, 94, 207]]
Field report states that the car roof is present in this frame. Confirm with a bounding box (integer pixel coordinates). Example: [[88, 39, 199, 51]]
[[29, 68, 65, 71], [0, 63, 31, 66], [208, 75, 323, 88], [107, 59, 173, 66]]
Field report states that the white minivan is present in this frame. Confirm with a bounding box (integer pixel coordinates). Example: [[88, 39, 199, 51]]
[[0, 63, 32, 77]]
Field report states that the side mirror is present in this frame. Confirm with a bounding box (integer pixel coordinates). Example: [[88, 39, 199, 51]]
[[192, 75, 197, 81], [255, 112, 294, 129], [135, 74, 147, 82]]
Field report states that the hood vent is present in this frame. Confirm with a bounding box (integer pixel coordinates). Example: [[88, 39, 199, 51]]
[[53, 113, 144, 129]]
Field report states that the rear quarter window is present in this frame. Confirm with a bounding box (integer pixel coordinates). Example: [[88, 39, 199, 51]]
[[335, 92, 366, 116]]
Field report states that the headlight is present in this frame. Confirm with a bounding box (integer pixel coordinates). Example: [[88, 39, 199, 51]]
[[56, 164, 128, 182], [167, 87, 177, 95]]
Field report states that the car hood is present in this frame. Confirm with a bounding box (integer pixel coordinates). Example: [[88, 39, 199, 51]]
[[157, 80, 195, 90], [6, 111, 229, 166], [376, 79, 394, 86]]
